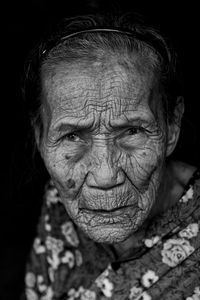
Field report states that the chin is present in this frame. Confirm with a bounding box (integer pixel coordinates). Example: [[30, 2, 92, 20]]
[[79, 223, 138, 244], [68, 205, 148, 244]]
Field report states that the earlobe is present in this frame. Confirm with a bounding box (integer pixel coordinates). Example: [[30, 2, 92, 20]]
[[166, 96, 184, 157]]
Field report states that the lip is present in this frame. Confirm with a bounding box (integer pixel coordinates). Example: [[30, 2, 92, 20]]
[[79, 204, 138, 217]]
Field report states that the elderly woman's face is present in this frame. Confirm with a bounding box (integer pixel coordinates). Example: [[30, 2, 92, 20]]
[[40, 58, 169, 243]]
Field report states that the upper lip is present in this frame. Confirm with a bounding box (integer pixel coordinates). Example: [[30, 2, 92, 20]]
[[79, 187, 135, 211]]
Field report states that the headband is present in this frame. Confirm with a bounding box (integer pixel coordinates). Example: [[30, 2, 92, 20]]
[[41, 28, 170, 64]]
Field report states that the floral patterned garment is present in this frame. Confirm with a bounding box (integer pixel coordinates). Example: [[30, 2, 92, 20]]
[[23, 169, 200, 300]]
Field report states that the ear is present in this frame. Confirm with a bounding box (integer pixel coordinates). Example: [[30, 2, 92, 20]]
[[34, 126, 44, 158], [166, 96, 184, 157]]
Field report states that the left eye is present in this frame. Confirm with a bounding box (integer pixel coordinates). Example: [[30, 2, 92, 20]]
[[126, 127, 143, 135]]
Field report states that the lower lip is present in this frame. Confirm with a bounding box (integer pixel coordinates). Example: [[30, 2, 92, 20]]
[[80, 205, 138, 217]]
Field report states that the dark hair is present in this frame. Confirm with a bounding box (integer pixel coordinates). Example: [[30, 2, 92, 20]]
[[22, 13, 183, 137]]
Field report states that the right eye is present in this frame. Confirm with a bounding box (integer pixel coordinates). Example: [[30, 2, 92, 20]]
[[60, 132, 81, 142]]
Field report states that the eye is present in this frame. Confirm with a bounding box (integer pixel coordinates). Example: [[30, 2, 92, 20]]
[[60, 132, 81, 142], [126, 127, 144, 135]]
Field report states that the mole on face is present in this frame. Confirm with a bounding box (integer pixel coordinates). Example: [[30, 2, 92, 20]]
[[67, 178, 76, 189]]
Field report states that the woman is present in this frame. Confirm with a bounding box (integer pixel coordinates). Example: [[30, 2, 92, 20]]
[[22, 13, 200, 300]]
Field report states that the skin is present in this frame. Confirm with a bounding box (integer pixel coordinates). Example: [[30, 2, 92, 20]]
[[37, 55, 186, 256]]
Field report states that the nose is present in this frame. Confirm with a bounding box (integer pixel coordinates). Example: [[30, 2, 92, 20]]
[[86, 145, 125, 189]]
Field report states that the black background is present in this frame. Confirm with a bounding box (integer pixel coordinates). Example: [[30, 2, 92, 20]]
[[1, 1, 200, 299]]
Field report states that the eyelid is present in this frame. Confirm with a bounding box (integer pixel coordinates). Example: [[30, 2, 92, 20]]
[[53, 124, 153, 143], [60, 131, 81, 141], [58, 129, 93, 144], [117, 126, 153, 139], [125, 125, 147, 133]]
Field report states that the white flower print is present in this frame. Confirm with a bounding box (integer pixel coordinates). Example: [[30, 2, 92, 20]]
[[95, 265, 113, 298], [129, 286, 143, 299], [186, 286, 200, 300], [26, 288, 38, 300], [38, 283, 47, 293], [68, 287, 79, 300], [37, 275, 47, 293], [45, 223, 51, 231], [129, 287, 151, 300], [61, 221, 80, 247], [37, 275, 43, 284], [46, 236, 64, 269], [144, 235, 160, 248], [141, 270, 159, 288], [98, 278, 113, 298], [48, 267, 54, 282], [194, 287, 200, 296], [40, 286, 54, 300], [33, 238, 46, 254], [44, 215, 51, 232], [161, 238, 195, 267], [47, 254, 60, 270], [25, 272, 36, 288], [139, 292, 152, 300], [180, 186, 194, 203], [45, 236, 64, 255], [75, 249, 83, 266], [46, 187, 61, 206], [179, 223, 199, 239], [61, 250, 75, 268], [68, 286, 96, 300], [80, 289, 96, 300]]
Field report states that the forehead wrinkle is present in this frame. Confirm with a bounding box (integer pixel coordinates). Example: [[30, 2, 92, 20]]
[[45, 60, 147, 98], [49, 86, 158, 133], [42, 61, 157, 128], [42, 71, 93, 110]]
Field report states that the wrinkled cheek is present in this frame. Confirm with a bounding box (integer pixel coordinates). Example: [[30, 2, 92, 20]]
[[127, 145, 165, 213], [43, 150, 88, 198], [124, 143, 165, 189]]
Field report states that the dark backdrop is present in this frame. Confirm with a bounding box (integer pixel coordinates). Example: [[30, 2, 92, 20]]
[[1, 1, 200, 299]]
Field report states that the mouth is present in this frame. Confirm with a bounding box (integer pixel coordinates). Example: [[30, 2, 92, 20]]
[[79, 204, 138, 217]]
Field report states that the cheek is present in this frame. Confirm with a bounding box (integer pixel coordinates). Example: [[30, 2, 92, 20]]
[[122, 141, 166, 213], [42, 146, 89, 193], [124, 139, 166, 185]]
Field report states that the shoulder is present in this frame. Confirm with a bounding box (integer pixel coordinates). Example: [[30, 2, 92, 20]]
[[168, 160, 200, 207], [169, 160, 197, 187]]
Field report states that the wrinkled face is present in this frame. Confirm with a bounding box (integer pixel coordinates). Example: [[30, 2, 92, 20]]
[[40, 58, 168, 243]]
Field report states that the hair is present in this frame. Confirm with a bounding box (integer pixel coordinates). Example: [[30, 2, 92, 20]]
[[22, 12, 183, 137]]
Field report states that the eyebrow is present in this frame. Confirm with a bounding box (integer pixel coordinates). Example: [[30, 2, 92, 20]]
[[110, 117, 153, 128], [54, 121, 95, 132], [53, 116, 153, 133]]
